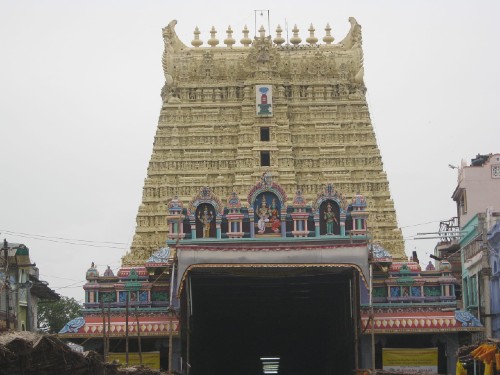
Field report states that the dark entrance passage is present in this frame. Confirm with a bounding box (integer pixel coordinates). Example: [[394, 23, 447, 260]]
[[182, 267, 358, 375]]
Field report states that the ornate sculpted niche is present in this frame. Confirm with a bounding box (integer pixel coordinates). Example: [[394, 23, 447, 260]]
[[247, 173, 288, 236], [244, 37, 282, 77], [313, 183, 347, 212], [187, 186, 224, 216], [200, 51, 217, 80], [187, 187, 223, 239], [313, 183, 348, 236], [247, 172, 287, 209]]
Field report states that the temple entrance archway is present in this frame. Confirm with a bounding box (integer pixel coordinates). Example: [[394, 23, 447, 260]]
[[180, 266, 360, 375]]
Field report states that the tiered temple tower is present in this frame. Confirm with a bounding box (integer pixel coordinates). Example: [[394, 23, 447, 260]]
[[122, 18, 405, 265]]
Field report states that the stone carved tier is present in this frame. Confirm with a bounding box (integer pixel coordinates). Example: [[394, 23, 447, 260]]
[[122, 18, 405, 266]]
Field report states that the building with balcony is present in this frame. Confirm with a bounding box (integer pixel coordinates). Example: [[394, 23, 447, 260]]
[[452, 153, 500, 228], [460, 211, 500, 339], [449, 153, 500, 340], [0, 240, 59, 332]]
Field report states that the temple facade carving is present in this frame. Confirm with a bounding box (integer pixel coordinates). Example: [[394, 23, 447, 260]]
[[122, 18, 405, 265]]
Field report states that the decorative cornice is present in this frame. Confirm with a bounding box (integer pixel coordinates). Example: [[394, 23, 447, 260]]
[[59, 315, 179, 338]]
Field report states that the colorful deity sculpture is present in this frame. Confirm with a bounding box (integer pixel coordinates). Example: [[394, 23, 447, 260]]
[[257, 196, 270, 234], [198, 206, 213, 238], [270, 198, 280, 233], [257, 86, 272, 115], [324, 202, 338, 235]]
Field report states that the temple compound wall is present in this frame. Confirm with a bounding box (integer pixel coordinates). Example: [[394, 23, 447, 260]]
[[122, 18, 405, 266]]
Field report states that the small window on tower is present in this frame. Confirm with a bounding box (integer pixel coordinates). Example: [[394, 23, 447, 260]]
[[261, 151, 270, 166], [260, 127, 270, 141]]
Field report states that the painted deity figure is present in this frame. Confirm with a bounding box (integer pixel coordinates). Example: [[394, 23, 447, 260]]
[[257, 196, 270, 234], [324, 202, 338, 235], [198, 206, 213, 238], [269, 198, 280, 233]]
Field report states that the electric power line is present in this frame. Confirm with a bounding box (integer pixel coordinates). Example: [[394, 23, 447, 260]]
[[400, 220, 441, 229], [0, 232, 128, 249], [0, 229, 128, 245], [1, 218, 445, 258], [0, 229, 130, 249], [49, 264, 122, 290], [38, 274, 87, 282]]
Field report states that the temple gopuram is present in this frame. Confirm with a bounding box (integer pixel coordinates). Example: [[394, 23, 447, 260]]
[[60, 18, 482, 374], [121, 17, 405, 266]]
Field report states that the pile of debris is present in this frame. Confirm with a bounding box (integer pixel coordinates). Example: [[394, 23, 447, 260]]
[[0, 331, 107, 374], [0, 331, 163, 375]]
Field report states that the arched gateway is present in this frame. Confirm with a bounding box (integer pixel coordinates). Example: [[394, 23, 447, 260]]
[[173, 174, 370, 374]]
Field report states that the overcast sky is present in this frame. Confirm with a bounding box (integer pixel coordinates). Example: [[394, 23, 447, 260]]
[[1, 0, 499, 302]]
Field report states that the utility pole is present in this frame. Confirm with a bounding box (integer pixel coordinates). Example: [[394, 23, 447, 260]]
[[2, 239, 10, 331], [168, 308, 174, 375], [135, 306, 142, 365], [369, 261, 375, 373], [352, 268, 359, 371], [107, 302, 111, 359], [26, 281, 32, 331], [366, 228, 376, 373], [101, 300, 107, 361], [168, 215, 181, 374], [125, 293, 129, 366]]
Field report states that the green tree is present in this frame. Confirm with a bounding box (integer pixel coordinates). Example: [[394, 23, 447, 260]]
[[37, 296, 81, 333]]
